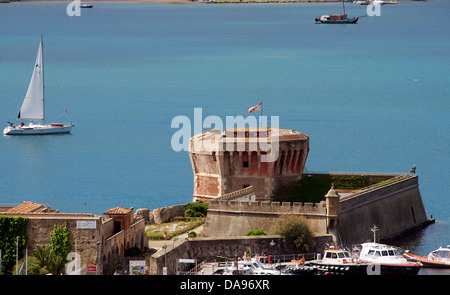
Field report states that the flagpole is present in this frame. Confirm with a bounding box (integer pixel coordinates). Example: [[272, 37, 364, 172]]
[[25, 248, 28, 275], [16, 236, 18, 275], [260, 101, 263, 128]]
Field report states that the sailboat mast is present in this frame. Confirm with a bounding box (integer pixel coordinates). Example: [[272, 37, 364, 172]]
[[342, 0, 346, 14], [41, 35, 45, 125]]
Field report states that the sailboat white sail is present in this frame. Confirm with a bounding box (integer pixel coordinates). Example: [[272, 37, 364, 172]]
[[18, 37, 45, 122], [3, 36, 74, 135]]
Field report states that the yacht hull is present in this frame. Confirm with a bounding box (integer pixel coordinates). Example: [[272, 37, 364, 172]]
[[3, 124, 72, 135], [363, 262, 421, 275]]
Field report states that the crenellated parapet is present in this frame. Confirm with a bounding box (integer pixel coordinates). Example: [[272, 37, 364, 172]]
[[208, 199, 327, 216]]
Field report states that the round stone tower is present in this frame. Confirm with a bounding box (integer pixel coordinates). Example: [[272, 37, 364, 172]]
[[188, 127, 309, 202]]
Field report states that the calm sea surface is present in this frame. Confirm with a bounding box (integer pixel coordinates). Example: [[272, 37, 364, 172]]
[[0, 1, 448, 258]]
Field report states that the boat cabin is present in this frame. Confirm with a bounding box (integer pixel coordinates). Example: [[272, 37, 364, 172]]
[[357, 242, 409, 263], [320, 14, 347, 22], [322, 249, 353, 264], [427, 247, 450, 262]]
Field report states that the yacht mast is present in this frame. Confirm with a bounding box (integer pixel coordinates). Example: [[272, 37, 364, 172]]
[[41, 35, 45, 125]]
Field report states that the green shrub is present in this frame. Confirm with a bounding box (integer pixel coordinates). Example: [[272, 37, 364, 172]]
[[245, 229, 268, 236], [147, 232, 165, 240], [273, 215, 314, 252], [184, 202, 208, 217]]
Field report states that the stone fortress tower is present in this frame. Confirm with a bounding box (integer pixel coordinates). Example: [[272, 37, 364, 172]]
[[189, 126, 433, 246], [188, 127, 309, 202]]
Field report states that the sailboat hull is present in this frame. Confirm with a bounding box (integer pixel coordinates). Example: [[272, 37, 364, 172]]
[[3, 124, 72, 135], [315, 17, 359, 24]]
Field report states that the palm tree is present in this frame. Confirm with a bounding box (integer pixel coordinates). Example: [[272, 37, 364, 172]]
[[31, 246, 66, 275]]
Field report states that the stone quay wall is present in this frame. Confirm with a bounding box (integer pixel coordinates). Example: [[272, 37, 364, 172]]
[[149, 235, 332, 275]]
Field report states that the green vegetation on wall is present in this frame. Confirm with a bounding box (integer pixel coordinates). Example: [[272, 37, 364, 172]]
[[51, 222, 72, 260], [245, 229, 267, 236], [275, 174, 395, 203], [0, 216, 29, 275]]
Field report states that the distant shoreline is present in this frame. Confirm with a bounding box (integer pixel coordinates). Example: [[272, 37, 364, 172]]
[[9, 0, 425, 4]]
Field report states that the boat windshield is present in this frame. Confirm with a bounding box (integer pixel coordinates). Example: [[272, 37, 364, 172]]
[[326, 251, 350, 259], [435, 250, 450, 258]]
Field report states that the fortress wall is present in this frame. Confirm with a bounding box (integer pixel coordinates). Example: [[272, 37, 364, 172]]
[[202, 200, 328, 237], [337, 175, 429, 246], [150, 235, 332, 275]]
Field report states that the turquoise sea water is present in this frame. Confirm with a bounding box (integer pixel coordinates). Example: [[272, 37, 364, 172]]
[[0, 1, 448, 256]]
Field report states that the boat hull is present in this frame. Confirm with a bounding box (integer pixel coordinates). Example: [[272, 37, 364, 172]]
[[404, 253, 450, 268], [3, 124, 72, 135], [310, 261, 369, 275], [316, 17, 359, 24], [362, 261, 421, 275]]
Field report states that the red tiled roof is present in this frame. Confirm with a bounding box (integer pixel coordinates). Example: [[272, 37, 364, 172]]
[[8, 201, 44, 213], [103, 207, 133, 215]]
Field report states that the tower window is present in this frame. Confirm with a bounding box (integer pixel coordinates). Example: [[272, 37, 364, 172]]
[[243, 161, 249, 168]]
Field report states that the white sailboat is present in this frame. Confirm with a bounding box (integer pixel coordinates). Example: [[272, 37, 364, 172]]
[[3, 36, 74, 135]]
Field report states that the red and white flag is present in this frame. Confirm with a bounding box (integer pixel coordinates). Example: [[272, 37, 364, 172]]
[[248, 102, 262, 114]]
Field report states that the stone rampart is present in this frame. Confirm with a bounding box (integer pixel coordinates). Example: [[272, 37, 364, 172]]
[[203, 200, 328, 237], [337, 175, 431, 246], [202, 174, 432, 247], [210, 200, 326, 215]]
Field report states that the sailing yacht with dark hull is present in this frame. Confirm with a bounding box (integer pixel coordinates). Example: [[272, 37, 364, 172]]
[[315, 0, 359, 24], [3, 36, 74, 135]]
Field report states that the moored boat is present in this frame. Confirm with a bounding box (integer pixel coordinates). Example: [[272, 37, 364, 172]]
[[315, 14, 358, 24], [356, 242, 421, 275], [309, 247, 369, 275], [315, 0, 359, 24], [80, 2, 93, 8], [223, 256, 279, 275], [404, 246, 450, 268]]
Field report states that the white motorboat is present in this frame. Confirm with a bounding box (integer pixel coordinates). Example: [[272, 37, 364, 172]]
[[3, 36, 74, 136], [404, 246, 450, 268], [309, 247, 369, 275], [356, 243, 421, 275], [224, 256, 279, 275], [79, 2, 93, 8]]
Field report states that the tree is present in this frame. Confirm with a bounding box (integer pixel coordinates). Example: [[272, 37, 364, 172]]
[[0, 216, 28, 275], [272, 215, 314, 252], [185, 202, 209, 217], [51, 222, 72, 260], [30, 246, 66, 275]]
